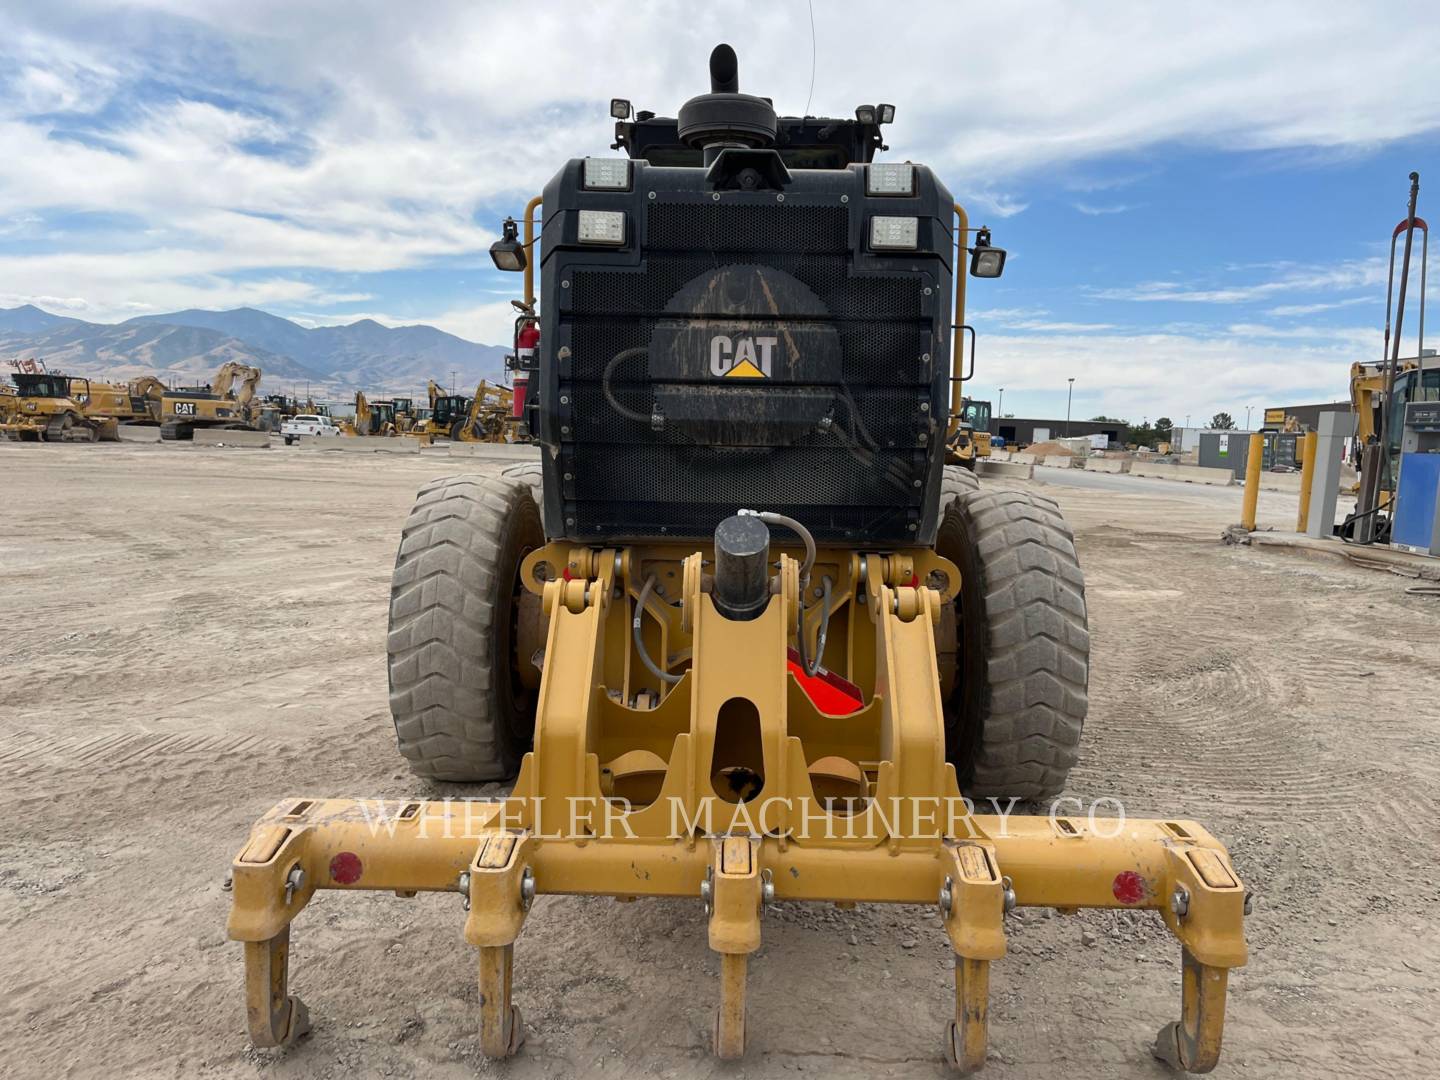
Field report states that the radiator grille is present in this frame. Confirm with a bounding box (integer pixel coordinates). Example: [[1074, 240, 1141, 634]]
[[553, 200, 937, 543]]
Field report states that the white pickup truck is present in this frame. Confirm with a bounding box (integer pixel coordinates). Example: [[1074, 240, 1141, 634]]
[[281, 414, 343, 445]]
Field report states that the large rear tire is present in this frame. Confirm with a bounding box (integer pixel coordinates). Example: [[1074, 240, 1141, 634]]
[[387, 474, 544, 781], [937, 486, 1089, 799], [500, 461, 544, 509]]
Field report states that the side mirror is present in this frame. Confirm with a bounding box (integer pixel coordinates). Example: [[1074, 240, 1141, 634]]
[[968, 227, 1006, 279], [489, 217, 527, 272]]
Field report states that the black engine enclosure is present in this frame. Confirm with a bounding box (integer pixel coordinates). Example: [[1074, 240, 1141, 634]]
[[533, 134, 954, 547]]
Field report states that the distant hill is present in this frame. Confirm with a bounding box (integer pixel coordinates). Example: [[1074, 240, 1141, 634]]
[[124, 307, 510, 388], [0, 305, 510, 396]]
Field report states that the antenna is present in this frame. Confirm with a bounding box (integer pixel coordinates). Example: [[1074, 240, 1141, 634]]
[[803, 0, 816, 117]]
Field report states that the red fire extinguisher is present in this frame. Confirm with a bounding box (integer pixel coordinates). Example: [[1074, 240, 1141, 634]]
[[513, 320, 538, 419]]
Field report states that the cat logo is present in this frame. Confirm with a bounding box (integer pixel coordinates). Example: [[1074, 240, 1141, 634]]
[[710, 334, 777, 379]]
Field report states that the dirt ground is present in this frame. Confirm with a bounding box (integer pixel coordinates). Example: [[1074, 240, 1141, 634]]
[[2, 442, 1436, 1080]]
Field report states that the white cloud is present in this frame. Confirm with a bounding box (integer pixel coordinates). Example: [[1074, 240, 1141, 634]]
[[1072, 201, 1137, 216], [1266, 297, 1374, 316], [1093, 259, 1388, 304], [0, 1, 1438, 327], [972, 324, 1365, 422]]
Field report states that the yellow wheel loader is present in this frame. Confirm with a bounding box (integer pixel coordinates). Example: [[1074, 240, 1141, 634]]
[[946, 398, 993, 470], [159, 361, 262, 440], [228, 46, 1247, 1072], [418, 379, 473, 439]]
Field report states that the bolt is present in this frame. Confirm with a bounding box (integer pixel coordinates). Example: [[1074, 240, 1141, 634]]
[[712, 192, 721, 202], [560, 395, 569, 405], [1171, 886, 1190, 918], [700, 873, 713, 916], [939, 875, 954, 917], [920, 402, 930, 412], [924, 287, 933, 296], [919, 433, 928, 443], [1002, 876, 1016, 914], [520, 867, 536, 911], [283, 865, 306, 905], [561, 280, 570, 288], [776, 193, 785, 202], [913, 480, 922, 488], [458, 870, 472, 911], [561, 425, 571, 435], [840, 194, 849, 204], [222, 872, 233, 893], [648, 191, 657, 200], [1243, 892, 1254, 916]]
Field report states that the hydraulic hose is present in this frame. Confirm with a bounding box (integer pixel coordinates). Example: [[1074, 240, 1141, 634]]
[[804, 575, 834, 677], [633, 575, 682, 685], [603, 347, 651, 426], [740, 509, 818, 672]]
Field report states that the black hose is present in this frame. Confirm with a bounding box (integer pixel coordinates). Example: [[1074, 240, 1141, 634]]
[[804, 575, 834, 677], [603, 347, 650, 425], [742, 510, 817, 672], [633, 575, 682, 684]]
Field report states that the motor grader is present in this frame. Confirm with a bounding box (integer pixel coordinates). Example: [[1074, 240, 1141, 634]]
[[228, 46, 1247, 1072]]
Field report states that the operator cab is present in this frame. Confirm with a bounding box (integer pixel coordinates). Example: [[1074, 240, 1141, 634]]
[[14, 373, 72, 398]]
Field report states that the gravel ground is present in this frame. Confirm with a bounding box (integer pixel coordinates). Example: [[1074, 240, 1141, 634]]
[[1, 442, 1435, 1079]]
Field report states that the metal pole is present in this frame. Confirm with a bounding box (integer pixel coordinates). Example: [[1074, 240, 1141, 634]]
[[1380, 172, 1421, 497], [1065, 378, 1074, 437], [1246, 406, 1252, 431], [1241, 432, 1264, 532], [1295, 430, 1319, 533], [997, 388, 1004, 417]]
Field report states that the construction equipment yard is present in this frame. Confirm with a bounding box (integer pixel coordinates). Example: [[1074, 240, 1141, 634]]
[[1, 442, 1433, 1079]]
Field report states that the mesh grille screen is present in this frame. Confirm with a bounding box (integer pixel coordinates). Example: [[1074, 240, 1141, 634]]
[[555, 200, 936, 543]]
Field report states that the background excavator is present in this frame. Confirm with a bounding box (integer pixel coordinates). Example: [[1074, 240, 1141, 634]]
[[159, 361, 262, 440]]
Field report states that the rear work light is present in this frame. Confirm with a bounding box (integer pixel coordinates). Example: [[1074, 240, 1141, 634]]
[[578, 210, 626, 245], [583, 158, 631, 191], [870, 215, 918, 251], [867, 162, 915, 196]]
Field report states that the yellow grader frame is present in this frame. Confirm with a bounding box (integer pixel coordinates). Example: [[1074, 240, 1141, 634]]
[[230, 533, 1247, 1071]]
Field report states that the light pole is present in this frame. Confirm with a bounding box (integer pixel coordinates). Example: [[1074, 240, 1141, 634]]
[[1065, 377, 1075, 437], [451, 370, 458, 396], [1245, 405, 1252, 430], [997, 387, 1004, 418]]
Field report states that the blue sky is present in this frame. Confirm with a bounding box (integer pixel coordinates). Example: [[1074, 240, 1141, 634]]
[[1, 1, 1437, 423]]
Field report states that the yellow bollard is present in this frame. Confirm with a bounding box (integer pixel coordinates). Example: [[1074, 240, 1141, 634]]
[[1240, 432, 1263, 532], [1295, 430, 1318, 533]]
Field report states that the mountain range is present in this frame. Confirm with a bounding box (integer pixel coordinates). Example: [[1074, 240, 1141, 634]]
[[0, 305, 510, 396]]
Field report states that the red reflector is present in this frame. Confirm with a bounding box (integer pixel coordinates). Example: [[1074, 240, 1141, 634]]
[[1112, 870, 1147, 905], [786, 647, 864, 715], [330, 851, 363, 885]]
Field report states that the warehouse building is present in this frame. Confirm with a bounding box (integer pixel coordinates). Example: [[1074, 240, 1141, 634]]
[[989, 417, 1126, 447]]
